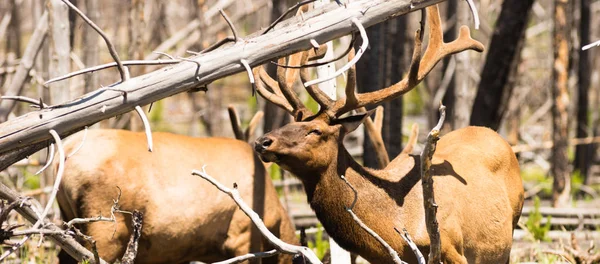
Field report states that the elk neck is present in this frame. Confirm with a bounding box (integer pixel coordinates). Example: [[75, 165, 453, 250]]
[[290, 143, 427, 260]]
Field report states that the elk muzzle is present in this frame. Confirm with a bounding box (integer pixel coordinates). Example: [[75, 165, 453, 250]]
[[254, 136, 278, 162]]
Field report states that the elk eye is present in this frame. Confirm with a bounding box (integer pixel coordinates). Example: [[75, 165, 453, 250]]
[[308, 129, 322, 136]]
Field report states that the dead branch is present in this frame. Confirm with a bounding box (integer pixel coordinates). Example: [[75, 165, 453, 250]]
[[120, 210, 143, 264], [214, 249, 278, 264], [0, 184, 108, 263], [192, 167, 321, 264], [60, 0, 127, 81], [0, 12, 48, 122], [45, 59, 180, 85], [395, 227, 426, 264], [421, 104, 446, 264], [339, 175, 405, 264], [0, 0, 449, 171]]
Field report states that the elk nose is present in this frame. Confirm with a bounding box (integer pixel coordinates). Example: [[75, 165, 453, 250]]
[[255, 137, 273, 152]]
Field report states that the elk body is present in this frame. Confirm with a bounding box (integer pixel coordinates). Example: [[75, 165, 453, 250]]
[[55, 129, 298, 264], [252, 5, 524, 264]]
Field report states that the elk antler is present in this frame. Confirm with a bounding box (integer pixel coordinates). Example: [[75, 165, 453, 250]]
[[325, 5, 484, 117], [254, 45, 329, 120]]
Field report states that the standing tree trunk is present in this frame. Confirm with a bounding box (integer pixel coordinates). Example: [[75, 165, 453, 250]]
[[470, 0, 535, 131], [356, 16, 406, 168], [6, 0, 21, 58], [48, 0, 71, 105], [128, 0, 146, 131], [575, 0, 592, 183], [263, 0, 291, 133], [451, 0, 474, 129], [83, 0, 99, 94], [551, 0, 572, 208]]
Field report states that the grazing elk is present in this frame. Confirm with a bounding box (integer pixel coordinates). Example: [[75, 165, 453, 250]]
[[55, 128, 298, 264], [252, 5, 524, 264]]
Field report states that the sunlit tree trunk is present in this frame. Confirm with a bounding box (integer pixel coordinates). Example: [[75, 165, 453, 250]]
[[551, 0, 572, 208]]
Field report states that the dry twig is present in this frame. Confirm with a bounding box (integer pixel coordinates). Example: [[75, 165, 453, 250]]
[[120, 210, 144, 264], [420, 104, 446, 264], [339, 175, 405, 264], [192, 167, 321, 264]]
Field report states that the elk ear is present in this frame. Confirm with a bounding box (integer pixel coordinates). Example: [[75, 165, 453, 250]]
[[334, 109, 375, 133]]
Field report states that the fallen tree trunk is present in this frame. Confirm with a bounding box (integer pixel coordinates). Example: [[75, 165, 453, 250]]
[[0, 0, 445, 170]]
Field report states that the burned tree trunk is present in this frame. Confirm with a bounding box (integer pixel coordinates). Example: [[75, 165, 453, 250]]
[[574, 0, 592, 183], [470, 0, 535, 130], [357, 16, 406, 168], [551, 0, 572, 208]]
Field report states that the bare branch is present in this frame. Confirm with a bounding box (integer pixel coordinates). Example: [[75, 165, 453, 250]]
[[303, 18, 368, 87], [214, 249, 279, 264], [35, 144, 55, 175], [45, 59, 180, 86], [464, 0, 480, 29], [582, 39, 600, 50], [192, 167, 321, 264], [66, 126, 87, 159], [262, 0, 318, 35], [339, 175, 405, 264], [0, 12, 48, 122], [0, 96, 48, 108], [120, 210, 143, 264], [0, 0, 453, 171], [240, 59, 256, 96], [134, 106, 153, 152], [420, 104, 446, 264], [395, 227, 426, 264], [0, 185, 108, 263], [219, 9, 240, 42], [60, 0, 127, 81]]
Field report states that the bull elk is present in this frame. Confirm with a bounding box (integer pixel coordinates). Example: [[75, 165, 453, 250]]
[[55, 128, 298, 263], [253, 5, 524, 264]]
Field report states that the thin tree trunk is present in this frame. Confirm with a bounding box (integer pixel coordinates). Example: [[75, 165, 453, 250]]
[[48, 0, 71, 105], [451, 1, 473, 129], [128, 0, 146, 131], [551, 0, 572, 208], [7, 0, 21, 58], [263, 0, 291, 133], [575, 0, 592, 183], [470, 0, 535, 130], [83, 0, 99, 94]]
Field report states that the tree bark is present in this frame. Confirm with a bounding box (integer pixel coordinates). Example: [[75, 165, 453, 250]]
[[551, 0, 572, 208], [0, 0, 449, 171], [574, 0, 592, 183], [451, 0, 473, 129], [470, 0, 535, 131], [83, 0, 99, 94], [48, 0, 72, 105]]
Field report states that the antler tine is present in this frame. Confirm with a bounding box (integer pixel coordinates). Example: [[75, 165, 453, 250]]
[[300, 51, 335, 112], [331, 5, 484, 116], [276, 56, 311, 119], [344, 48, 359, 109], [253, 67, 294, 113]]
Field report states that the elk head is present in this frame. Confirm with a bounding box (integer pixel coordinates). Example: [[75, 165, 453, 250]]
[[254, 5, 484, 180]]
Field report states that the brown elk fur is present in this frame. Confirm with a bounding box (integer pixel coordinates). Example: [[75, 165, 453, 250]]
[[256, 118, 524, 263], [55, 129, 297, 264]]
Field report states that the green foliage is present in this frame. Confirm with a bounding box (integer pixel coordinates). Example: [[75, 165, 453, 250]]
[[525, 196, 552, 242], [307, 224, 330, 260], [304, 95, 320, 115]]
